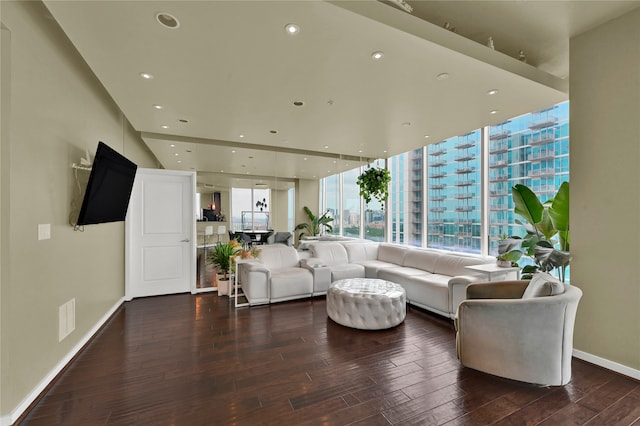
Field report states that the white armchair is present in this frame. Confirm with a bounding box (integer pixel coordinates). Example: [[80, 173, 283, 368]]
[[456, 276, 583, 386], [241, 245, 313, 305]]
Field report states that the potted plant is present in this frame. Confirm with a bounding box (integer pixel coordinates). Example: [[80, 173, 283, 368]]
[[294, 206, 333, 239], [496, 235, 523, 267], [500, 182, 571, 281], [207, 239, 241, 295], [356, 166, 391, 208]]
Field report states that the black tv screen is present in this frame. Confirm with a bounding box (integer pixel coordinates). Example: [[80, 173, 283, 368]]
[[76, 142, 138, 226]]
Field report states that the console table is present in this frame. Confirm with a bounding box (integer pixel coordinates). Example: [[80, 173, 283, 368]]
[[465, 263, 520, 281]]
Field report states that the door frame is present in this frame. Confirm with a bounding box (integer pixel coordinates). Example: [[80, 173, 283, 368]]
[[125, 168, 196, 301]]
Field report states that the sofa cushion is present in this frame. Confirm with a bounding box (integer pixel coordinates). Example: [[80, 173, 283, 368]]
[[331, 264, 365, 281], [433, 254, 491, 277], [522, 273, 565, 299], [405, 274, 450, 314], [259, 245, 300, 269], [378, 266, 429, 283], [402, 249, 441, 273], [309, 243, 349, 265], [343, 242, 379, 262], [351, 260, 397, 278], [378, 243, 408, 265], [270, 268, 313, 299]]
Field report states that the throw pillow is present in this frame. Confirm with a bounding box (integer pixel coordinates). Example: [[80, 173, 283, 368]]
[[522, 272, 565, 299]]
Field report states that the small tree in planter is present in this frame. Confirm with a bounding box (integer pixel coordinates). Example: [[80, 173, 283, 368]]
[[357, 166, 391, 209], [207, 239, 241, 295]]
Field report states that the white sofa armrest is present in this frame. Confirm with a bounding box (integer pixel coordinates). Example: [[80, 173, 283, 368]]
[[448, 274, 488, 318], [243, 263, 271, 303], [301, 259, 332, 295]]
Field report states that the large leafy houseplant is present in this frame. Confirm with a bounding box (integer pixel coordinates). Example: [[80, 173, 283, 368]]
[[497, 182, 571, 281], [294, 206, 333, 238], [357, 166, 391, 208], [207, 239, 241, 280]]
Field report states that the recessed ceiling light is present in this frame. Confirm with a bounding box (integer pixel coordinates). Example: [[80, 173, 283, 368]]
[[174, 153, 179, 156], [231, 150, 236, 154], [185, 150, 192, 153], [140, 72, 153, 79], [303, 157, 308, 161], [401, 122, 411, 127], [358, 150, 363, 153], [220, 170, 224, 173], [371, 51, 384, 60], [177, 160, 182, 164], [383, 150, 388, 153], [324, 145, 329, 149], [156, 12, 180, 29], [239, 134, 244, 138], [285, 23, 300, 35], [436, 73, 450, 80], [270, 130, 278, 134], [487, 89, 499, 95], [161, 125, 169, 129], [424, 135, 430, 139], [170, 144, 175, 147], [178, 118, 189, 123], [153, 104, 163, 110], [490, 110, 498, 115], [293, 101, 304, 107]]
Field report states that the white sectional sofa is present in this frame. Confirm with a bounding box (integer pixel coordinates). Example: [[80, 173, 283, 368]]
[[306, 242, 495, 318]]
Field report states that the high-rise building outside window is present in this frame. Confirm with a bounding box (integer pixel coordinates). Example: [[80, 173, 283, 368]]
[[428, 130, 482, 254], [389, 149, 423, 246], [488, 101, 569, 255], [324, 174, 340, 235]]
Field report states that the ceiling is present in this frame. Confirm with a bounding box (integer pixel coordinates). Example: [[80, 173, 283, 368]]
[[43, 0, 640, 191]]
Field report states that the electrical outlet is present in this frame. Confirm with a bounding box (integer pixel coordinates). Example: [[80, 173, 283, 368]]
[[38, 224, 51, 240]]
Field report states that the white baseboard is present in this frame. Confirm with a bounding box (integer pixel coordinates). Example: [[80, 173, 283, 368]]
[[573, 349, 640, 381], [4, 297, 125, 426]]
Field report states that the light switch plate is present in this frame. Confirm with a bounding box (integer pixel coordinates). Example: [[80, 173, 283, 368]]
[[38, 223, 51, 240]]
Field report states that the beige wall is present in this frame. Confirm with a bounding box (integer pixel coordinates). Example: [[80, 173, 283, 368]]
[[570, 8, 640, 370], [270, 188, 291, 232], [1, 0, 159, 416]]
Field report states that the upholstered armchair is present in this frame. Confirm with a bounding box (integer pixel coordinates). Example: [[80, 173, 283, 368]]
[[266, 231, 293, 246], [455, 275, 583, 386]]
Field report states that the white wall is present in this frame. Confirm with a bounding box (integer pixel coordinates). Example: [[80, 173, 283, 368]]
[[570, 7, 640, 371]]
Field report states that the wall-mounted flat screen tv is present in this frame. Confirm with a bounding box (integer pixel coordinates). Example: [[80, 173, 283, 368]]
[[76, 141, 138, 226]]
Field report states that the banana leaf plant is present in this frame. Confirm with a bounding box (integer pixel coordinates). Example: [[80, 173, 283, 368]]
[[294, 206, 334, 238], [497, 182, 571, 281]]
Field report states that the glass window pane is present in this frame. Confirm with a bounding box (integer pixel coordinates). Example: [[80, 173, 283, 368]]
[[324, 174, 340, 235], [427, 131, 481, 254], [342, 167, 361, 238], [488, 100, 569, 256], [363, 159, 385, 242], [389, 149, 422, 246]]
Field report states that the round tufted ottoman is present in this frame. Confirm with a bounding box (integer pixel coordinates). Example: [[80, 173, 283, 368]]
[[326, 278, 406, 330]]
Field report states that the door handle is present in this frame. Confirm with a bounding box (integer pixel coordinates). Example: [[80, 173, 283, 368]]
[[181, 238, 190, 243]]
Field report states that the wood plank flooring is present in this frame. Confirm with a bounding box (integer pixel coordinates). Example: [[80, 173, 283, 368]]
[[19, 294, 640, 425]]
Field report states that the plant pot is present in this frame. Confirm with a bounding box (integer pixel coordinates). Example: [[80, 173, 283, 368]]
[[216, 274, 230, 296], [496, 260, 512, 268]]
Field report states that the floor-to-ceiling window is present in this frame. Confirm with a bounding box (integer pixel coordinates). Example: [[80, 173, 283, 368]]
[[427, 131, 482, 254], [324, 174, 340, 235], [342, 168, 361, 238], [363, 159, 385, 242], [320, 100, 569, 255], [389, 149, 423, 246]]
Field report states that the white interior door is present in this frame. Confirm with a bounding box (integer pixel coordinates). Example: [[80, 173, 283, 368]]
[[126, 169, 196, 300]]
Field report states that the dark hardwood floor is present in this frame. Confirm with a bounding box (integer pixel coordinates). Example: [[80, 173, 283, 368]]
[[19, 294, 640, 425]]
